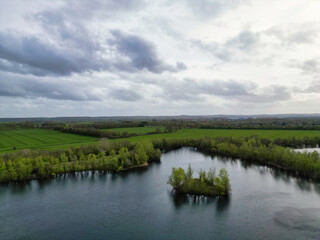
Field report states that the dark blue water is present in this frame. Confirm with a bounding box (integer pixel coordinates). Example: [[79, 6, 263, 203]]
[[1, 148, 320, 240]]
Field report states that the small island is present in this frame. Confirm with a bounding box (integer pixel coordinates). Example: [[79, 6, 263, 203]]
[[168, 164, 231, 197]]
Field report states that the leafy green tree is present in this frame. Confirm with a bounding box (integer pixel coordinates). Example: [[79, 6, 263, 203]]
[[214, 177, 225, 195], [186, 164, 193, 180], [0, 161, 8, 181], [98, 138, 110, 151], [198, 169, 206, 183], [167, 167, 186, 188], [207, 168, 216, 185], [6, 161, 18, 181], [119, 147, 131, 168], [219, 168, 231, 193]]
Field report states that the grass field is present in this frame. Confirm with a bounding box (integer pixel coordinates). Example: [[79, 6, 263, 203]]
[[103, 126, 165, 134], [113, 128, 320, 143], [0, 129, 98, 153], [1, 128, 320, 153]]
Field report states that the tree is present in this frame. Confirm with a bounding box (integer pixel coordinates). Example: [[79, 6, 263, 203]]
[[214, 177, 225, 195], [198, 169, 206, 183], [167, 167, 186, 188], [207, 168, 216, 185], [186, 164, 193, 180], [219, 168, 231, 193], [6, 161, 18, 181], [0, 162, 8, 181], [119, 147, 131, 168], [98, 138, 110, 151]]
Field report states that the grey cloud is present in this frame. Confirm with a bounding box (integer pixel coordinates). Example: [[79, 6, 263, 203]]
[[244, 85, 291, 103], [192, 40, 231, 61], [0, 1, 188, 77], [192, 30, 259, 61], [296, 81, 320, 94], [185, 0, 246, 19], [37, 0, 147, 21], [0, 73, 99, 101], [109, 88, 142, 101], [288, 58, 320, 75], [161, 78, 291, 103], [193, 25, 318, 62], [300, 59, 320, 75], [0, 28, 186, 76], [109, 30, 186, 73], [0, 58, 51, 76], [201, 81, 291, 103], [176, 62, 187, 70], [226, 30, 259, 51], [199, 80, 255, 97], [34, 11, 100, 52], [0, 31, 108, 76], [265, 25, 319, 45]]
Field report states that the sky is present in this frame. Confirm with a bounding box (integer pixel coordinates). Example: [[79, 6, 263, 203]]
[[0, 0, 320, 117]]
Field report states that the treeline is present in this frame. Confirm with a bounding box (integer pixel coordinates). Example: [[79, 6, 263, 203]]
[[41, 121, 163, 139], [3, 118, 320, 133], [198, 118, 320, 130], [168, 164, 230, 196], [56, 126, 138, 139], [149, 118, 320, 130], [0, 122, 37, 130], [152, 135, 320, 150], [41, 121, 147, 130], [0, 139, 161, 182], [153, 137, 320, 180]]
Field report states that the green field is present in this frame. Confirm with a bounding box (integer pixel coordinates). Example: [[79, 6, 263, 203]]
[[113, 128, 320, 143], [0, 129, 98, 153], [1, 128, 320, 153], [104, 126, 165, 134]]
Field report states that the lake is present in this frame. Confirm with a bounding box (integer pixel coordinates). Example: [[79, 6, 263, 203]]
[[1, 148, 320, 240], [294, 148, 320, 154]]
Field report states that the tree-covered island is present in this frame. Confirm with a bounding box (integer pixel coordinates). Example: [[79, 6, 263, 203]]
[[168, 164, 231, 197]]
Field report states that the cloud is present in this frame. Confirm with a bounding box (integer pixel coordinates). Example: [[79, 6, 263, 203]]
[[184, 0, 246, 19], [0, 31, 108, 76], [300, 59, 320, 74], [109, 88, 143, 101], [193, 23, 319, 63], [192, 30, 259, 61], [225, 30, 259, 51], [0, 2, 188, 77], [0, 72, 100, 101], [109, 30, 186, 73], [36, 0, 147, 21], [265, 24, 319, 45], [160, 78, 291, 104], [0, 29, 186, 76], [295, 81, 320, 95], [200, 80, 291, 103], [288, 58, 320, 75]]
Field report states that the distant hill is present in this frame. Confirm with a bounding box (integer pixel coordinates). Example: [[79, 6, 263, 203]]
[[1, 114, 320, 123]]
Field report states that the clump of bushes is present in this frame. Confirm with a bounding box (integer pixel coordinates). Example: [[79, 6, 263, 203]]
[[168, 164, 231, 196]]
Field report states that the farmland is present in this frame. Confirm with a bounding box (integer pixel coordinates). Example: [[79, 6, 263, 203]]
[[0, 129, 98, 153], [114, 128, 320, 143], [1, 127, 320, 153]]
